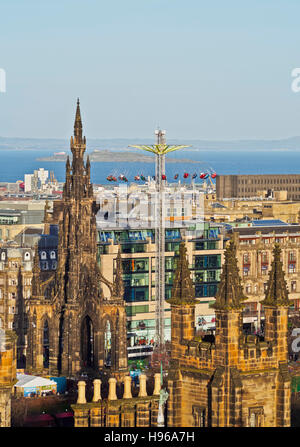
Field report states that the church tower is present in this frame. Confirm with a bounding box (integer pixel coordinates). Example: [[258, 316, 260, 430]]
[[26, 100, 128, 378]]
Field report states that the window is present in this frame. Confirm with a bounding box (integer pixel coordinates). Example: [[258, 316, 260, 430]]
[[261, 252, 268, 275], [195, 255, 221, 269], [50, 251, 56, 259], [124, 287, 149, 303], [42, 261, 48, 270], [193, 406, 206, 427], [291, 281, 297, 292], [248, 408, 264, 427], [289, 263, 296, 274], [289, 251, 296, 262], [243, 253, 250, 264], [123, 258, 149, 273], [24, 252, 30, 260], [195, 284, 218, 298], [243, 266, 250, 276], [41, 251, 47, 260]]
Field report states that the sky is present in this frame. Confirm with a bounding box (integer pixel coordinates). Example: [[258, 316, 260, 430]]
[[0, 0, 300, 140]]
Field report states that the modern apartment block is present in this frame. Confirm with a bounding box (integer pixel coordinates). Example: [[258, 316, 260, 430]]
[[216, 174, 300, 201], [0, 201, 47, 243], [97, 222, 225, 355]]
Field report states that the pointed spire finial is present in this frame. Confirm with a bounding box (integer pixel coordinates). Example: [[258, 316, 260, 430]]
[[66, 155, 70, 173], [43, 199, 50, 224], [212, 240, 247, 310], [261, 243, 290, 307], [32, 243, 42, 297], [112, 246, 124, 299], [33, 243, 40, 274], [74, 98, 82, 140], [167, 242, 195, 305]]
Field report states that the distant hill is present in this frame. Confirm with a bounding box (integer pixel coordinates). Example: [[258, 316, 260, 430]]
[[1, 136, 300, 152]]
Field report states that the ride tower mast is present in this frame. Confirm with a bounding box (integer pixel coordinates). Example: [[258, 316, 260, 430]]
[[129, 132, 190, 366]]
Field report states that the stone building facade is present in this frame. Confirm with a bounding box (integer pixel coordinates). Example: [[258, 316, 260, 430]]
[[0, 247, 33, 364], [25, 100, 127, 378], [216, 174, 300, 201], [72, 374, 161, 427], [230, 225, 300, 332], [0, 329, 17, 427], [73, 241, 291, 427]]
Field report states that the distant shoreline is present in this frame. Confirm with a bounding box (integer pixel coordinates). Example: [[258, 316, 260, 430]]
[[1, 136, 300, 153]]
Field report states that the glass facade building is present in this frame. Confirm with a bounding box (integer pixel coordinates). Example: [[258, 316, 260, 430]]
[[97, 222, 225, 354]]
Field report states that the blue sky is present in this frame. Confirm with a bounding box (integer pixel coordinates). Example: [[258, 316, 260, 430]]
[[0, 0, 300, 140]]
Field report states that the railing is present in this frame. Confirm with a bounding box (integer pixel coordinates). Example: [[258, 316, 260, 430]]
[[127, 345, 153, 358]]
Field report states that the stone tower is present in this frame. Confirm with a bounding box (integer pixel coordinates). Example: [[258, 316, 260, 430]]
[[168, 242, 196, 359], [167, 240, 291, 427], [26, 100, 128, 377]]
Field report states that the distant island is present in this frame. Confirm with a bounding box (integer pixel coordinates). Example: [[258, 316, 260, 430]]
[[36, 149, 199, 164]]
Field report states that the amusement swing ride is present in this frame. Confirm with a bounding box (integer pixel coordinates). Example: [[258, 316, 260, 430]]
[[106, 169, 217, 185]]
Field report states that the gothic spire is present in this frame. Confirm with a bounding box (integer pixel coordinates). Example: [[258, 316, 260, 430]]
[[261, 244, 290, 307], [167, 242, 195, 305], [112, 246, 124, 299], [32, 244, 41, 297], [43, 200, 50, 223], [66, 155, 70, 174], [86, 155, 90, 179], [212, 240, 247, 310], [74, 98, 82, 142]]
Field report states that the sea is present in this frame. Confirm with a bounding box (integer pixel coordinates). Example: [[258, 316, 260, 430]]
[[1, 149, 300, 185]]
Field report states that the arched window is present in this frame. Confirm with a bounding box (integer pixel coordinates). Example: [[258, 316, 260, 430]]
[[1, 252, 5, 261], [81, 316, 94, 368], [50, 251, 56, 260], [43, 320, 49, 368], [41, 251, 47, 260], [42, 262, 48, 270], [24, 252, 30, 260], [104, 320, 112, 367]]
